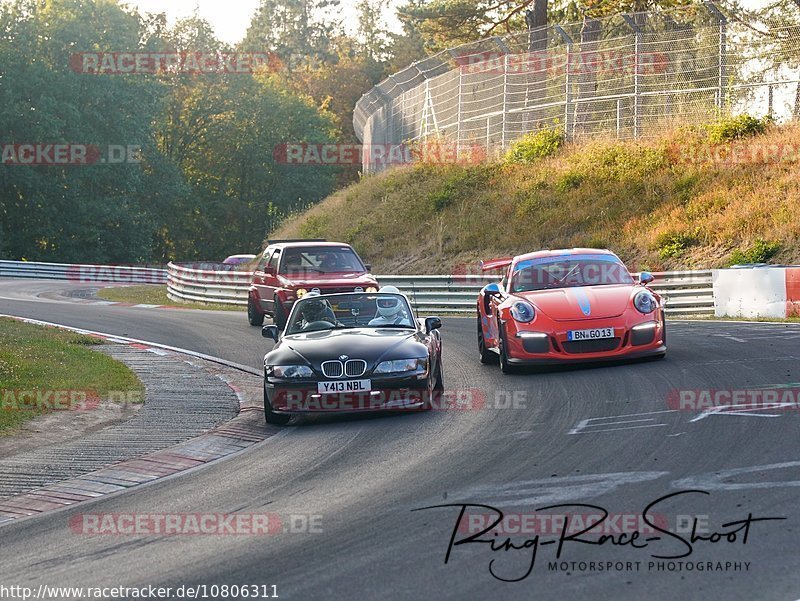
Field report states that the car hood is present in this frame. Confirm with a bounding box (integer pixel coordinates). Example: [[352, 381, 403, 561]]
[[281, 273, 378, 288], [266, 328, 427, 370], [515, 284, 634, 320]]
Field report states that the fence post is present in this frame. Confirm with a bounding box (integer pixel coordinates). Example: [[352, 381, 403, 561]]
[[704, 1, 728, 111], [616, 97, 622, 138], [623, 14, 643, 139], [555, 25, 574, 141], [456, 68, 463, 158], [502, 53, 509, 149], [768, 84, 774, 118]]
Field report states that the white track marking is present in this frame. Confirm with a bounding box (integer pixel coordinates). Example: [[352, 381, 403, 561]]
[[569, 410, 677, 435]]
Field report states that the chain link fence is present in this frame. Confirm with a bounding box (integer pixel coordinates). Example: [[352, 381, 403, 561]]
[[354, 1, 800, 173]]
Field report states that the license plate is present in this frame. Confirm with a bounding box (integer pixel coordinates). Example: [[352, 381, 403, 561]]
[[318, 380, 372, 394], [567, 327, 614, 341]]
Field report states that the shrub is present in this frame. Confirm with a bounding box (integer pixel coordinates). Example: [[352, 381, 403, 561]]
[[425, 165, 495, 212], [504, 128, 564, 164], [655, 231, 697, 260], [729, 239, 780, 265], [555, 172, 584, 192], [298, 214, 328, 239], [704, 114, 772, 144]]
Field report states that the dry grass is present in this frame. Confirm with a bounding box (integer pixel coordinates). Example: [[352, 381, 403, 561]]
[[269, 122, 800, 274]]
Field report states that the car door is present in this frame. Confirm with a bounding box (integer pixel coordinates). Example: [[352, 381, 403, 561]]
[[261, 248, 281, 313], [253, 248, 279, 313], [484, 271, 509, 349]]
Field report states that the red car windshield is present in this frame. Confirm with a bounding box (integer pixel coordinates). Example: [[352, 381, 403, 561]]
[[510, 255, 634, 292], [279, 247, 365, 276]]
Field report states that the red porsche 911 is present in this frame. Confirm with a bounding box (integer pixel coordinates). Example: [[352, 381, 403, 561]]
[[476, 248, 666, 373]]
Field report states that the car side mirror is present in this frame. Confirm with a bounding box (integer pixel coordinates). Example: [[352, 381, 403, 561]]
[[364, 263, 372, 272], [639, 271, 654, 285], [425, 317, 442, 333], [262, 325, 279, 341], [483, 282, 502, 296]]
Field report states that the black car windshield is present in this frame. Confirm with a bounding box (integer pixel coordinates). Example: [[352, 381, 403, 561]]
[[279, 247, 365, 276], [285, 293, 415, 334], [511, 254, 634, 292]]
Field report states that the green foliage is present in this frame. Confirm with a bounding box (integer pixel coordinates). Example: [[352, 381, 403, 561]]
[[573, 143, 666, 180], [425, 165, 495, 212], [299, 214, 330, 239], [704, 114, 772, 144], [729, 239, 780, 265], [655, 231, 698, 260], [555, 172, 584, 192], [0, 0, 340, 263], [504, 128, 564, 164]]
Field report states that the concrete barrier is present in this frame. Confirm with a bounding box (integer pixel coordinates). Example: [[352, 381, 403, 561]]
[[713, 266, 800, 318]]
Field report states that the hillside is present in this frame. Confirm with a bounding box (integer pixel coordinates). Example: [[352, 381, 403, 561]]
[[268, 119, 800, 274]]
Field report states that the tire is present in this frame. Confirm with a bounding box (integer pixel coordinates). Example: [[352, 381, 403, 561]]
[[273, 298, 287, 330], [264, 381, 291, 426], [498, 324, 518, 375], [433, 359, 444, 392], [477, 315, 498, 365], [248, 297, 264, 326]]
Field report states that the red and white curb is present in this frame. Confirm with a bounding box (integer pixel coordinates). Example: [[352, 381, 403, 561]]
[[0, 315, 274, 525]]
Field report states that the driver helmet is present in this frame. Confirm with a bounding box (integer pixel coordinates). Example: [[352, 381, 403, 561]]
[[376, 286, 403, 319], [300, 292, 327, 322]]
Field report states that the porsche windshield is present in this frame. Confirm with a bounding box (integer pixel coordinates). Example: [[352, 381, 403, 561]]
[[285, 293, 415, 334], [510, 255, 634, 292]]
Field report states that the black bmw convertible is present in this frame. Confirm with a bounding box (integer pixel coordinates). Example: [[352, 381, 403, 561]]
[[261, 290, 443, 425]]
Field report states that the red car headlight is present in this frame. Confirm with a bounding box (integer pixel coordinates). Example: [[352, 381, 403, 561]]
[[510, 300, 535, 323]]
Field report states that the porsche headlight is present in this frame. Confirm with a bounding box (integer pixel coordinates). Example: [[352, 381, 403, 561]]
[[510, 300, 535, 323], [269, 365, 313, 378], [634, 291, 658, 314], [373, 358, 428, 375]]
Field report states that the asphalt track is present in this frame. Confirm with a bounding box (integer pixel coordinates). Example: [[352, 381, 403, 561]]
[[1, 278, 800, 601]]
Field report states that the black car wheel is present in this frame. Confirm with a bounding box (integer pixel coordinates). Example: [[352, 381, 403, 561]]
[[248, 297, 264, 326], [498, 324, 518, 375], [264, 381, 291, 426], [477, 315, 498, 365], [273, 298, 287, 330]]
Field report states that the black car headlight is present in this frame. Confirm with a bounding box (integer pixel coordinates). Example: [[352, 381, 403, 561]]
[[268, 365, 313, 378], [633, 291, 658, 314], [373, 358, 428, 375]]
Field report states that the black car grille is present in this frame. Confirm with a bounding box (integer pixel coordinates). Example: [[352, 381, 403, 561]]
[[321, 360, 367, 378], [562, 338, 621, 354]]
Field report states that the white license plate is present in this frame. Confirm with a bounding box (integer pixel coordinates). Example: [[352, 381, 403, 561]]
[[567, 327, 614, 341], [318, 380, 372, 394]]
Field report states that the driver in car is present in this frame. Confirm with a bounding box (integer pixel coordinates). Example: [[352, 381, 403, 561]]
[[297, 294, 336, 330], [368, 286, 412, 327]]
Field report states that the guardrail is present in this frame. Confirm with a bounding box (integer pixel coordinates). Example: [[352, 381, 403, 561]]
[[165, 262, 714, 316], [0, 260, 167, 284], [0, 260, 714, 315]]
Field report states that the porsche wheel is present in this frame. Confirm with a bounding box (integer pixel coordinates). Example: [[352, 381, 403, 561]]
[[248, 297, 264, 326], [498, 325, 518, 375], [477, 316, 498, 365], [264, 382, 291, 426]]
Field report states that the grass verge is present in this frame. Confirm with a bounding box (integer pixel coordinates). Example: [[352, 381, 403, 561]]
[[97, 285, 244, 312], [0, 318, 144, 434]]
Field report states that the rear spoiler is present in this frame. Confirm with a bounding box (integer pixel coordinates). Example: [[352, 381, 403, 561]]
[[480, 257, 513, 272]]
